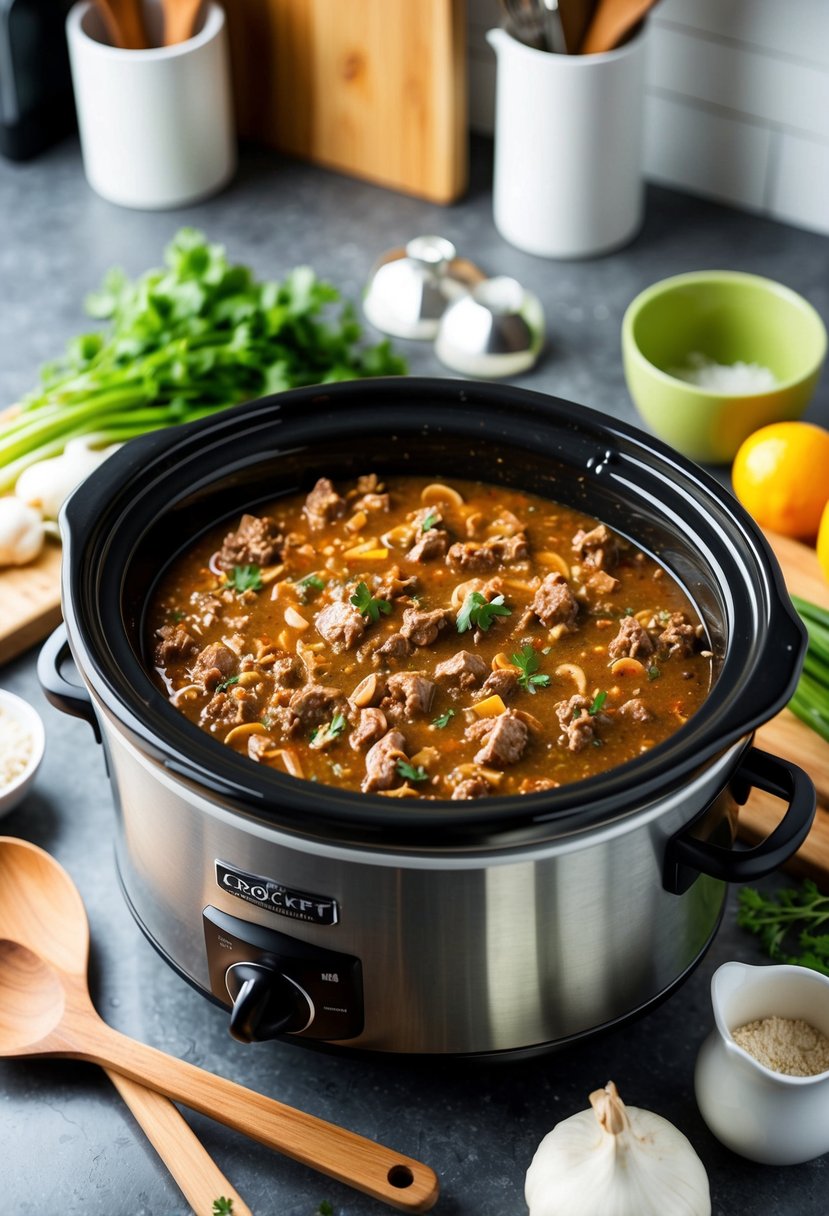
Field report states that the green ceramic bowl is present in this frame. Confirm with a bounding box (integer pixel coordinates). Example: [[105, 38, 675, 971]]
[[622, 271, 827, 464]]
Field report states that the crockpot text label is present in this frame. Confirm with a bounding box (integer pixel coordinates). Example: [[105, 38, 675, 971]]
[[216, 862, 339, 926]]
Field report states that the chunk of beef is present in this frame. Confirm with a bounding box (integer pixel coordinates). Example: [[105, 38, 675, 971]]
[[607, 616, 654, 661], [191, 642, 237, 690], [375, 632, 412, 662], [407, 529, 449, 563], [658, 612, 699, 659], [355, 473, 380, 494], [303, 477, 346, 531], [248, 733, 277, 762], [315, 601, 366, 651], [618, 697, 654, 723], [356, 492, 390, 512], [452, 777, 491, 800], [154, 624, 198, 667], [434, 650, 489, 690], [200, 686, 259, 728], [376, 565, 418, 601], [288, 684, 347, 729], [531, 572, 579, 629], [554, 694, 598, 752], [518, 777, 560, 793], [571, 523, 618, 571], [400, 606, 453, 647], [473, 710, 529, 768], [447, 534, 528, 572], [349, 708, 389, 751], [218, 513, 283, 570], [586, 569, 620, 597], [382, 672, 436, 719], [362, 729, 408, 793], [270, 655, 303, 690], [479, 667, 521, 704]]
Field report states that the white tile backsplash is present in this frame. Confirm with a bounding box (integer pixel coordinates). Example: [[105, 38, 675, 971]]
[[468, 0, 829, 237]]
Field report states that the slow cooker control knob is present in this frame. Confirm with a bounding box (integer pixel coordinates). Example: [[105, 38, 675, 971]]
[[225, 961, 314, 1044]]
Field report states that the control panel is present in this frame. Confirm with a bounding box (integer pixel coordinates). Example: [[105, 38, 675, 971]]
[[203, 905, 364, 1043]]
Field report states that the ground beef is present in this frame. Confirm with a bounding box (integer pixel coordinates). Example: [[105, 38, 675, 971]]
[[452, 777, 491, 800], [571, 523, 617, 571], [400, 606, 453, 647], [479, 668, 521, 704], [191, 642, 237, 690], [288, 684, 347, 729], [375, 632, 413, 662], [446, 534, 529, 572], [555, 694, 598, 752], [531, 572, 579, 629], [658, 612, 699, 659], [218, 513, 283, 569], [618, 697, 654, 723], [407, 529, 449, 562], [315, 601, 366, 651], [434, 651, 489, 690], [154, 625, 198, 667], [382, 672, 436, 719], [303, 478, 346, 531], [362, 729, 408, 792], [473, 710, 529, 768], [607, 616, 654, 661], [349, 708, 388, 751]]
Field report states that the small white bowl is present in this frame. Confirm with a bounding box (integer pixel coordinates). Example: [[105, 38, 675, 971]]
[[0, 689, 45, 819]]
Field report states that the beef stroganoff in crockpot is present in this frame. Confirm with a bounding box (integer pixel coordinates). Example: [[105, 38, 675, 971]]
[[148, 475, 712, 799]]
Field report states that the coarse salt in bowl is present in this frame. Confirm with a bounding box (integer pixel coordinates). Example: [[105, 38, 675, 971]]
[[0, 689, 45, 819]]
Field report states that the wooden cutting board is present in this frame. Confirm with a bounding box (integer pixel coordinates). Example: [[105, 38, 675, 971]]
[[0, 541, 62, 666], [223, 0, 468, 204]]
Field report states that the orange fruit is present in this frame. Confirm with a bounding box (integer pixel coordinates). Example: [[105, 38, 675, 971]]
[[731, 421, 829, 539], [818, 500, 829, 584]]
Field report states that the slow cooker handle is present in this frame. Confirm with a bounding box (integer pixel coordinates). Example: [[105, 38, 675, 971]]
[[38, 624, 101, 743], [663, 747, 816, 894]]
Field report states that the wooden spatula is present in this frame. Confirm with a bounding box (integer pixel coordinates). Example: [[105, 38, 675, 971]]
[[93, 0, 148, 49], [161, 0, 204, 45], [580, 0, 658, 54]]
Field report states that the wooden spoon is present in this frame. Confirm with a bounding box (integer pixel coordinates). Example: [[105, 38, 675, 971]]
[[92, 0, 148, 49], [160, 0, 204, 46], [580, 0, 658, 54], [0, 939, 439, 1211], [0, 837, 252, 1216]]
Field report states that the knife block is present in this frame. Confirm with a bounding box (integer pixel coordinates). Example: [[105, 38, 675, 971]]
[[223, 0, 468, 204]]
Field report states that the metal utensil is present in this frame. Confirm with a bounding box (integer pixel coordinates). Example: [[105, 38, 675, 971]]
[[0, 836, 253, 1216], [91, 0, 147, 49], [580, 0, 658, 54], [499, 0, 568, 52]]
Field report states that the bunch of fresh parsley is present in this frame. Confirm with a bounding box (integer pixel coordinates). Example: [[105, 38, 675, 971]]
[[737, 880, 829, 975]]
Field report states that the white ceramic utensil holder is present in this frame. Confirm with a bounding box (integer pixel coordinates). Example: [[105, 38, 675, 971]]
[[66, 1, 236, 210], [487, 24, 648, 259]]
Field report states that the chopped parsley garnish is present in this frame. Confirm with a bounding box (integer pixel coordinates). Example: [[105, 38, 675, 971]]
[[396, 759, 429, 783], [648, 665, 661, 681], [168, 609, 185, 623], [350, 580, 392, 623], [511, 644, 550, 695], [456, 591, 512, 634], [260, 714, 273, 728], [227, 564, 263, 593], [421, 509, 439, 532], [317, 1204, 334, 1216], [310, 712, 347, 747], [215, 674, 240, 694], [296, 572, 325, 602], [589, 690, 608, 715], [432, 709, 456, 729], [624, 606, 635, 616], [213, 1200, 234, 1216]]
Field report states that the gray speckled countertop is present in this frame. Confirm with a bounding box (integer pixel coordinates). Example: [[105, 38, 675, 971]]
[[1, 136, 829, 1216]]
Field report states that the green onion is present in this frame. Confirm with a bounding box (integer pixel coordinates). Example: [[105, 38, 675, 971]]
[[789, 595, 829, 744]]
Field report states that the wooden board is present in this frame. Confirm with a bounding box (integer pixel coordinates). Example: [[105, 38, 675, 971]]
[[740, 531, 829, 884], [0, 541, 62, 665], [223, 0, 468, 204]]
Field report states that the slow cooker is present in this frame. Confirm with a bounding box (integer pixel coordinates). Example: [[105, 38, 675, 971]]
[[39, 379, 816, 1057]]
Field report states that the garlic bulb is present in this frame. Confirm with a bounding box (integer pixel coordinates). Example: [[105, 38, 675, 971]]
[[525, 1081, 711, 1216], [0, 497, 44, 567], [15, 436, 121, 521]]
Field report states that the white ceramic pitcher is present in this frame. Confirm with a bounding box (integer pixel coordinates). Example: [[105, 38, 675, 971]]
[[695, 961, 829, 1164], [486, 24, 648, 259]]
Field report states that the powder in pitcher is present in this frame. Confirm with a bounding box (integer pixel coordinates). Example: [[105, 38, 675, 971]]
[[732, 1015, 829, 1076], [668, 352, 777, 392]]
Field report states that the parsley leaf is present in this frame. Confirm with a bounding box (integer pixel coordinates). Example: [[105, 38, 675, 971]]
[[396, 759, 429, 783], [310, 712, 348, 749], [296, 572, 325, 602], [350, 581, 392, 623], [432, 709, 456, 729], [227, 564, 263, 593], [213, 1200, 234, 1216], [589, 690, 608, 715], [215, 675, 240, 694], [317, 1204, 334, 1216], [737, 881, 829, 975], [456, 591, 512, 634], [647, 665, 661, 681], [511, 644, 550, 695], [421, 509, 439, 532]]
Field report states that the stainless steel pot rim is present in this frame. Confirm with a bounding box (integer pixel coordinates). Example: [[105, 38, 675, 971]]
[[58, 377, 806, 844]]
